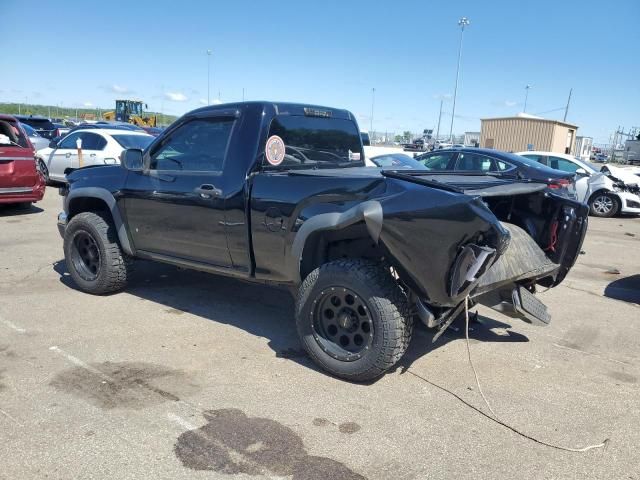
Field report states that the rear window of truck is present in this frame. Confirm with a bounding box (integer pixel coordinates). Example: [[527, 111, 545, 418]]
[[21, 118, 55, 131], [266, 115, 364, 169]]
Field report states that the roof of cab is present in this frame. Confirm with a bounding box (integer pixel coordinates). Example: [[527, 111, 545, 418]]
[[186, 101, 355, 121]]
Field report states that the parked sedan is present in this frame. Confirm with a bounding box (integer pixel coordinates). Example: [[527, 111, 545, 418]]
[[517, 151, 640, 217], [36, 129, 154, 183], [370, 153, 427, 170], [0, 114, 45, 207], [415, 147, 577, 197]]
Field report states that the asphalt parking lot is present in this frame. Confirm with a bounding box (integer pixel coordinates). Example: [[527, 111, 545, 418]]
[[1, 188, 639, 480]]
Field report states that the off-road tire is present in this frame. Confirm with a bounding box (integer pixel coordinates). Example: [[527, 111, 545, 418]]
[[295, 259, 412, 382], [63, 211, 131, 294], [589, 192, 619, 218]]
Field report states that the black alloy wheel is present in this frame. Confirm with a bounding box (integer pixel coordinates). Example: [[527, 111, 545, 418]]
[[312, 287, 374, 362], [70, 230, 102, 281]]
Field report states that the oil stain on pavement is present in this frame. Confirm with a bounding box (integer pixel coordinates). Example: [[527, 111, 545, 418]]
[[175, 408, 366, 479], [312, 417, 362, 434], [50, 361, 197, 409]]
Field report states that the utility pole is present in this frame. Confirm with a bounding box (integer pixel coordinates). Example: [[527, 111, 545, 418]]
[[206, 49, 212, 105], [370, 87, 375, 141], [563, 88, 572, 122], [523, 84, 532, 112], [242, 88, 245, 102], [436, 99, 443, 141], [449, 16, 470, 143]]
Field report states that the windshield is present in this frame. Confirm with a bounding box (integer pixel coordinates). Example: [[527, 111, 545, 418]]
[[372, 154, 426, 170], [267, 115, 363, 169], [580, 160, 600, 173], [112, 134, 154, 149]]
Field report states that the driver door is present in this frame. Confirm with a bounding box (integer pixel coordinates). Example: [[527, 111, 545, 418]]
[[122, 115, 236, 268]]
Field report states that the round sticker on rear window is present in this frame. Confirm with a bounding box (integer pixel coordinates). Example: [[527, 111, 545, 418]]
[[265, 135, 285, 166]]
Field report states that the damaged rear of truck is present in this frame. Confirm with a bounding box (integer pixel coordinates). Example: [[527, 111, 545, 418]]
[[245, 104, 588, 381], [277, 168, 587, 380]]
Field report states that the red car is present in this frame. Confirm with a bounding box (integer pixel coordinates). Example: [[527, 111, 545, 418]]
[[0, 114, 46, 207]]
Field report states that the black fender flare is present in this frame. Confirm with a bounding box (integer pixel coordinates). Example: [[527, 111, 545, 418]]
[[66, 187, 134, 256], [288, 200, 383, 283]]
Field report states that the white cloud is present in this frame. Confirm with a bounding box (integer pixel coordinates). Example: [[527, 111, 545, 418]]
[[165, 91, 188, 102], [111, 84, 131, 94], [199, 98, 208, 105], [504, 100, 517, 107], [211, 99, 222, 105], [83, 102, 93, 107]]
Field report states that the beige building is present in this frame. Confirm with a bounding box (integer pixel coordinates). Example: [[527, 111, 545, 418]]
[[480, 115, 578, 154]]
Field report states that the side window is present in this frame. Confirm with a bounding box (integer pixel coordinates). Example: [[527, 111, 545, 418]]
[[150, 117, 234, 172], [495, 160, 513, 171], [455, 152, 495, 171], [420, 152, 454, 170], [58, 132, 83, 149], [549, 156, 580, 173], [80, 132, 107, 150]]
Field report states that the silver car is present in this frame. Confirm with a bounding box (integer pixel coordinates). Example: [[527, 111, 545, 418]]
[[20, 122, 50, 151]]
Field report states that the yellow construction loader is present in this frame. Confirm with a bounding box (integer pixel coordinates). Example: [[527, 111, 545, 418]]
[[102, 100, 157, 127]]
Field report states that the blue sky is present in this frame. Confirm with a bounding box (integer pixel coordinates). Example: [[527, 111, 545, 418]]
[[1, 0, 638, 142]]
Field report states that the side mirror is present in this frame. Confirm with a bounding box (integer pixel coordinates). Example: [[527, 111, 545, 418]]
[[575, 167, 590, 176], [49, 139, 59, 148], [121, 148, 144, 171]]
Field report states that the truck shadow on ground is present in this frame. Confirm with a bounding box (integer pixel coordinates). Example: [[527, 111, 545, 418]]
[[604, 274, 640, 304], [53, 260, 529, 382], [0, 203, 44, 217]]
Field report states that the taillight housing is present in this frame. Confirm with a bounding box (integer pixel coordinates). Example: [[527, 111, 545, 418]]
[[547, 178, 571, 189]]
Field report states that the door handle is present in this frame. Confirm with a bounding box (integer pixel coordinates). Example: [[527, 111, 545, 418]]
[[65, 152, 71, 158], [194, 184, 222, 199]]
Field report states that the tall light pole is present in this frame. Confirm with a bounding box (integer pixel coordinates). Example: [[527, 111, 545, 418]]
[[206, 49, 212, 105], [523, 84, 532, 112], [448, 16, 469, 143], [435, 99, 443, 141], [370, 87, 375, 139]]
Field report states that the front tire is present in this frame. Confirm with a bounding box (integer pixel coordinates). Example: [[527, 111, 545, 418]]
[[295, 259, 412, 382], [589, 192, 619, 217], [63, 211, 131, 294]]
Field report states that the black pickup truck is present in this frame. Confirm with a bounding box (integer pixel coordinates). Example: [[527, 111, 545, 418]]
[[57, 101, 588, 381]]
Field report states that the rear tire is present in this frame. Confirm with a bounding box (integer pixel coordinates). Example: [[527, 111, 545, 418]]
[[36, 158, 50, 184], [63, 211, 131, 294], [589, 192, 619, 218], [295, 259, 412, 382]]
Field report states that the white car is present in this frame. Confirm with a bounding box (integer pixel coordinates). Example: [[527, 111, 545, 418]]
[[37, 129, 154, 183], [516, 151, 640, 217]]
